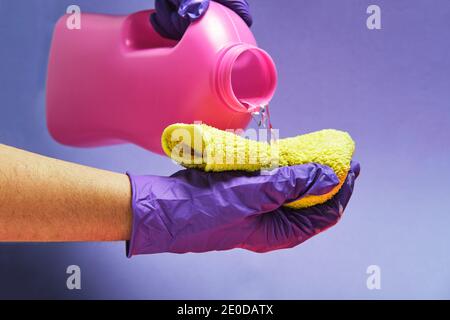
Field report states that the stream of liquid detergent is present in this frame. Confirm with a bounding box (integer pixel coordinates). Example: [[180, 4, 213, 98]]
[[243, 101, 278, 145]]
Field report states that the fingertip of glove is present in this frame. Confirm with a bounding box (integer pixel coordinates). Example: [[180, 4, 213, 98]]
[[276, 163, 339, 197], [289, 163, 339, 184], [308, 164, 340, 196], [178, 0, 210, 20], [350, 161, 361, 178]]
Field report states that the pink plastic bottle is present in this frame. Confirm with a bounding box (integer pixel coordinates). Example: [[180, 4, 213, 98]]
[[46, 2, 277, 154]]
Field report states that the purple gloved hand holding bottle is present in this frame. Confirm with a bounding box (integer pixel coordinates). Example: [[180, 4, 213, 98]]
[[151, 0, 252, 40]]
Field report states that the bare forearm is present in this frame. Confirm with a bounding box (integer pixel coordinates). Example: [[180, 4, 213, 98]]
[[0, 144, 132, 241]]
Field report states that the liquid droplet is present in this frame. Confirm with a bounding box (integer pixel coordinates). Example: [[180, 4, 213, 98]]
[[242, 101, 277, 145]]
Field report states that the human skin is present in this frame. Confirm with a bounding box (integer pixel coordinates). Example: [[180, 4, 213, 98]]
[[0, 144, 132, 242]]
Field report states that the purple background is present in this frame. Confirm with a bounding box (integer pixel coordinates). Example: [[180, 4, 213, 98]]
[[1, 0, 450, 299]]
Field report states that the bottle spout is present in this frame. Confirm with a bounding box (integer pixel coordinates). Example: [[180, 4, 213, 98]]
[[217, 45, 277, 113]]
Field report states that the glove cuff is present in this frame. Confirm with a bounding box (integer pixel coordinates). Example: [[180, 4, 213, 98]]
[[125, 172, 174, 257]]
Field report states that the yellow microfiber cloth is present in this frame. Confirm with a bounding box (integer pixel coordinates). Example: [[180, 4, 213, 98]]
[[161, 123, 355, 209]]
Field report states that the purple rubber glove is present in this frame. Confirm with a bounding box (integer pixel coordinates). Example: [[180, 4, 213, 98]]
[[241, 161, 360, 252], [151, 0, 252, 40], [126, 162, 359, 257]]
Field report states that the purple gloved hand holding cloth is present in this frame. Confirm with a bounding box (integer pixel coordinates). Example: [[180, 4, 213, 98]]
[[126, 162, 360, 256]]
